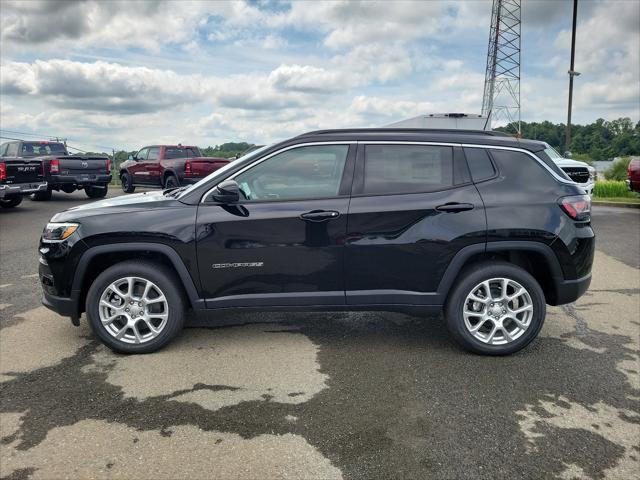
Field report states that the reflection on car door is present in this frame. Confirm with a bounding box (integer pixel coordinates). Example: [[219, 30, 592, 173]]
[[344, 143, 486, 306], [196, 143, 356, 308]]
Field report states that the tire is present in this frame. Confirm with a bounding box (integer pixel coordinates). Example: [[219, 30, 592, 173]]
[[31, 187, 52, 201], [121, 172, 135, 193], [444, 261, 546, 356], [0, 196, 22, 208], [85, 185, 108, 199], [164, 174, 179, 189], [85, 261, 186, 354]]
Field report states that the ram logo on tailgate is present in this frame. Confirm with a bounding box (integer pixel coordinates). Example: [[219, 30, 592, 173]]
[[17, 165, 38, 172]]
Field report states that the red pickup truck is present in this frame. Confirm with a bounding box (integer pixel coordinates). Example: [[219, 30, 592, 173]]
[[627, 157, 640, 193], [119, 145, 229, 193]]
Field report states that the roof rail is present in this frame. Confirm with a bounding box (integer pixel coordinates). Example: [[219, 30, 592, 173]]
[[295, 128, 512, 138]]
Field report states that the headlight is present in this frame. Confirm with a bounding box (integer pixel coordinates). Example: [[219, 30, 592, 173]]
[[587, 166, 596, 181], [42, 222, 79, 242]]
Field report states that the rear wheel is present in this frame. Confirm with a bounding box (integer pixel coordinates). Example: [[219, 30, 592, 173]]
[[86, 261, 185, 354], [0, 196, 23, 208], [444, 261, 546, 355], [121, 172, 135, 193], [31, 187, 52, 201], [164, 174, 179, 189], [85, 185, 108, 198]]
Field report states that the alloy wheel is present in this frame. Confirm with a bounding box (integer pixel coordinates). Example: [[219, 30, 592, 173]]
[[98, 276, 169, 344], [462, 277, 533, 345]]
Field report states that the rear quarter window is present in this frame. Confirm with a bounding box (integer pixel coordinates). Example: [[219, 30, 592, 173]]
[[489, 149, 559, 187]]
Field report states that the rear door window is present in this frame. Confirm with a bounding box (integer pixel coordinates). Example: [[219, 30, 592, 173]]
[[362, 144, 454, 195]]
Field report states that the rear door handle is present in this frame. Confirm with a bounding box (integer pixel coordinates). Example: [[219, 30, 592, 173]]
[[435, 203, 474, 213], [300, 210, 341, 222]]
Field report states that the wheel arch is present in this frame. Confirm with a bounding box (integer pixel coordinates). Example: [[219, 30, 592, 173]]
[[72, 243, 204, 317], [162, 169, 179, 184], [438, 241, 564, 305]]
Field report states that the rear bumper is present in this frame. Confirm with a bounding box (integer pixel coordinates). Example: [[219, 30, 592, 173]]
[[0, 182, 47, 199], [49, 174, 112, 186], [551, 272, 592, 305]]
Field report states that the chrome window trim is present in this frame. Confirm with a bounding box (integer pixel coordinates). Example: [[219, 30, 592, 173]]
[[201, 140, 575, 202], [201, 141, 356, 203]]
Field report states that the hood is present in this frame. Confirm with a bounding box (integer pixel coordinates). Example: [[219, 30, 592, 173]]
[[554, 157, 590, 168], [51, 191, 182, 222]]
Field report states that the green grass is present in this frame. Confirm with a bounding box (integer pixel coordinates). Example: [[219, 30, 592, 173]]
[[593, 180, 637, 199], [592, 197, 640, 204]]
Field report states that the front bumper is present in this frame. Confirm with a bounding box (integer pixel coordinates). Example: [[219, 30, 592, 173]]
[[49, 174, 112, 186], [42, 291, 77, 318], [0, 182, 47, 199]]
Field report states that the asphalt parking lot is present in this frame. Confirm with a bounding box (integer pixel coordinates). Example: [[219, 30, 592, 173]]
[[1, 190, 639, 480]]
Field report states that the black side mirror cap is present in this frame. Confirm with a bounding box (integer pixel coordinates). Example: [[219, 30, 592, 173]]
[[211, 180, 240, 203]]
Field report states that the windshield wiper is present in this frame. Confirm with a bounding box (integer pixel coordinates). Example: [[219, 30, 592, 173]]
[[163, 186, 187, 198]]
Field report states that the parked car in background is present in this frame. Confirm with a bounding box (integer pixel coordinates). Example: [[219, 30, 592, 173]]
[[1, 140, 111, 201], [627, 157, 640, 193], [119, 145, 229, 193], [0, 141, 48, 208], [540, 144, 595, 196], [40, 129, 593, 355]]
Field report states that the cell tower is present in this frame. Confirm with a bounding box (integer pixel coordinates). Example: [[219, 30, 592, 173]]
[[481, 0, 521, 134]]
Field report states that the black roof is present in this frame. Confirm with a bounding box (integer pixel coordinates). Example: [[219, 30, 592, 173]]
[[291, 128, 547, 152]]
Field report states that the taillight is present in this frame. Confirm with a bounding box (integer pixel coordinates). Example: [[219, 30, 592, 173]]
[[106, 158, 111, 172], [184, 160, 192, 176], [50, 159, 60, 174], [0, 162, 6, 181], [559, 194, 591, 221]]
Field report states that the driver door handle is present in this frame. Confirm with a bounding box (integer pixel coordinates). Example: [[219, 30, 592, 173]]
[[435, 202, 474, 213], [300, 210, 341, 222]]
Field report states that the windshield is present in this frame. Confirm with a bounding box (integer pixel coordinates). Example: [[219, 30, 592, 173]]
[[21, 142, 66, 156], [176, 144, 272, 199]]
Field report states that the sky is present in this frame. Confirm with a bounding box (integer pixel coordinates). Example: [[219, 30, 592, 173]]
[[0, 0, 638, 152]]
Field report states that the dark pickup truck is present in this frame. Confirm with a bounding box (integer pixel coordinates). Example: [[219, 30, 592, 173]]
[[119, 145, 228, 193], [1, 140, 112, 201], [0, 141, 48, 208]]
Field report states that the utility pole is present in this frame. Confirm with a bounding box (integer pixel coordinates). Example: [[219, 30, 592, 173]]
[[565, 0, 580, 154]]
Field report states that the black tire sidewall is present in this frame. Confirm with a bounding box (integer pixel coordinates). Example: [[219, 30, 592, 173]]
[[121, 173, 135, 193], [86, 186, 108, 198], [164, 175, 178, 189], [31, 188, 52, 201], [0, 196, 22, 208], [86, 261, 185, 354], [445, 262, 546, 355]]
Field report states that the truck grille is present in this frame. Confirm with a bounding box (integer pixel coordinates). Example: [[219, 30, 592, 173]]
[[561, 167, 590, 184]]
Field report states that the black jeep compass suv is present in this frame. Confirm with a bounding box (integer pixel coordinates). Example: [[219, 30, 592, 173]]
[[39, 129, 594, 355]]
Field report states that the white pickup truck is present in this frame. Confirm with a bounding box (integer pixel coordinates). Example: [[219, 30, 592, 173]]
[[540, 143, 595, 196]]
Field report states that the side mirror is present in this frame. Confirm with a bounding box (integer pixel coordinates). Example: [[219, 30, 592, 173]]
[[128, 154, 135, 161], [564, 151, 572, 158], [211, 180, 240, 203]]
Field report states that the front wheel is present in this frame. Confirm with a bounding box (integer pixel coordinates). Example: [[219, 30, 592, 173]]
[[444, 261, 546, 355], [86, 261, 186, 354], [120, 172, 135, 193], [0, 196, 23, 208], [85, 185, 108, 198]]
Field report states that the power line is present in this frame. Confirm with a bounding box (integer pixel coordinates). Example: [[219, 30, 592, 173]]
[[0, 128, 117, 152]]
